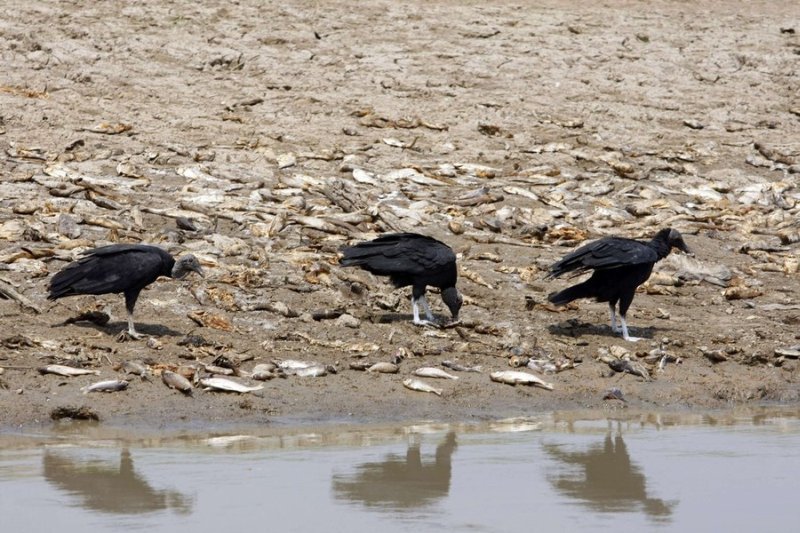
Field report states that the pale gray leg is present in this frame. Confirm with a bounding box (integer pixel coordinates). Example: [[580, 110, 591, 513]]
[[609, 303, 621, 333], [619, 315, 641, 342], [419, 295, 435, 322], [126, 311, 144, 340], [411, 296, 435, 327]]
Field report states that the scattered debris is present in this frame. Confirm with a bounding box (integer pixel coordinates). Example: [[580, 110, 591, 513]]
[[50, 406, 100, 421], [603, 387, 627, 403]]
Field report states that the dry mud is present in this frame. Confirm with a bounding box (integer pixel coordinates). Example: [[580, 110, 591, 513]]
[[1, 0, 799, 430]]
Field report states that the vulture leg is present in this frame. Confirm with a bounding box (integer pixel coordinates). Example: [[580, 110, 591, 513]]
[[418, 295, 435, 322], [411, 287, 436, 326], [125, 312, 144, 340], [618, 315, 641, 343], [618, 293, 641, 342], [122, 290, 144, 340], [608, 303, 621, 333]]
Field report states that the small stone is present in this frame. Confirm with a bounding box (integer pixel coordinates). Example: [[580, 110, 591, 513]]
[[335, 313, 360, 328], [276, 152, 296, 169]]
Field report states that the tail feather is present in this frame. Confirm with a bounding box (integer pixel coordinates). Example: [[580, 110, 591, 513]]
[[548, 282, 592, 306], [48, 264, 88, 300], [339, 243, 396, 272]]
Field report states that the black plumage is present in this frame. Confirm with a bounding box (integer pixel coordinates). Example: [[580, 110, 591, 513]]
[[547, 228, 690, 341], [339, 233, 462, 325], [48, 244, 204, 338]]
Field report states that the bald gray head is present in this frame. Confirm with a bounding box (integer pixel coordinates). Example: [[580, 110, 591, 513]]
[[441, 287, 462, 321], [667, 229, 692, 255], [171, 254, 204, 279]]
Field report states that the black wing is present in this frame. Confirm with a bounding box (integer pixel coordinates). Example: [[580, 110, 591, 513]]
[[548, 237, 658, 278], [48, 245, 173, 299], [340, 233, 456, 276]]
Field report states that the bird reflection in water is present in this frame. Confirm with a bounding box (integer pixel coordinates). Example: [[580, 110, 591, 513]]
[[332, 431, 456, 509], [43, 448, 193, 515], [543, 431, 676, 521]]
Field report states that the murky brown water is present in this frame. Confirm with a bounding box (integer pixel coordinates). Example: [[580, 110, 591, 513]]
[[1, 410, 799, 532]]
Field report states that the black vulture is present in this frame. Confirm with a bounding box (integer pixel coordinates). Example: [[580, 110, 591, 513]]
[[48, 244, 204, 339], [339, 233, 462, 325], [547, 228, 691, 342]]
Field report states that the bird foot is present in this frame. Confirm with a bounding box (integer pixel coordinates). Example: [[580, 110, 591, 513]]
[[116, 330, 144, 342], [413, 319, 440, 328], [622, 335, 642, 343]]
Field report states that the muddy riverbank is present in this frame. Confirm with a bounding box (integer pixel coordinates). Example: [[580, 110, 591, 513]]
[[1, 0, 799, 430]]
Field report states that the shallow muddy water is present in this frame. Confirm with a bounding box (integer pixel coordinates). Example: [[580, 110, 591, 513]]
[[1, 410, 799, 532]]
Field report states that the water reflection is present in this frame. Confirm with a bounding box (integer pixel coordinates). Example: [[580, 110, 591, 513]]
[[43, 448, 193, 515], [544, 431, 675, 521], [332, 431, 457, 509], [0, 411, 797, 532]]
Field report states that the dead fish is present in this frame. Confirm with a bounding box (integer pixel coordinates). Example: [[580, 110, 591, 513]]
[[199, 377, 263, 393], [527, 359, 558, 374], [402, 378, 443, 396], [251, 370, 278, 381], [251, 363, 281, 380], [349, 361, 374, 371], [441, 360, 482, 373], [774, 347, 800, 359], [277, 359, 318, 371], [81, 379, 129, 394], [367, 362, 399, 374], [81, 215, 125, 230], [253, 362, 278, 373], [413, 367, 459, 380], [115, 360, 147, 377], [489, 371, 554, 390], [38, 365, 100, 377], [295, 364, 332, 377], [162, 370, 193, 395]]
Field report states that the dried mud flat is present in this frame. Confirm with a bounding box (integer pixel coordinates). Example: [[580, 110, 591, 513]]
[[1, 0, 799, 431]]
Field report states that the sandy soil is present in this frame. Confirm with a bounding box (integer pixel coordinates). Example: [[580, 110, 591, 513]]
[[1, 0, 799, 431]]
